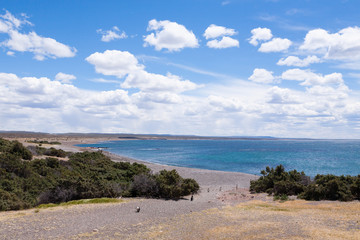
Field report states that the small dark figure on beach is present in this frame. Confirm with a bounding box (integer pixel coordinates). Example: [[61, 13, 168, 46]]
[[136, 206, 140, 213], [190, 195, 194, 201], [207, 188, 210, 192]]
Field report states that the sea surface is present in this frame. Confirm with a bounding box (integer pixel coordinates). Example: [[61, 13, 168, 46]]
[[78, 139, 360, 177]]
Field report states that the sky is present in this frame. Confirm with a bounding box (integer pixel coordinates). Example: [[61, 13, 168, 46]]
[[1, 0, 360, 138]]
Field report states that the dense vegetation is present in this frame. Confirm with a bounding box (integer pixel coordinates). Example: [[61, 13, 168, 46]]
[[26, 140, 61, 145], [250, 165, 360, 201], [0, 138, 199, 211]]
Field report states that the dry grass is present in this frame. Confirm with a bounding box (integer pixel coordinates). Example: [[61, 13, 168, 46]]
[[133, 200, 360, 240]]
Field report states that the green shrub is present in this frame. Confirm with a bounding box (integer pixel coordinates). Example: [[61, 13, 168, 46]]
[[155, 169, 199, 199], [250, 165, 306, 196], [44, 148, 67, 158], [0, 138, 200, 211], [273, 194, 289, 201], [130, 173, 158, 197], [0, 189, 29, 211], [351, 175, 360, 199], [251, 165, 359, 202], [300, 174, 356, 201]]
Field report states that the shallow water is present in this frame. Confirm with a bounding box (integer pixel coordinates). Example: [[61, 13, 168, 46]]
[[78, 139, 360, 176]]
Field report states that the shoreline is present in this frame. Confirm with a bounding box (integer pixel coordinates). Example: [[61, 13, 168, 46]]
[[7, 135, 259, 195], [63, 137, 259, 191], [58, 137, 260, 194]]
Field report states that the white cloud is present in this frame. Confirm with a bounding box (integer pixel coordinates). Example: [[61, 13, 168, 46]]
[[55, 72, 76, 84], [203, 24, 239, 49], [86, 50, 199, 93], [1, 70, 360, 138], [6, 51, 14, 56], [203, 24, 236, 39], [143, 19, 199, 52], [4, 31, 76, 60], [91, 78, 120, 84], [277, 55, 321, 67], [258, 37, 292, 52], [0, 10, 31, 32], [122, 71, 198, 93], [306, 85, 349, 99], [248, 68, 275, 84], [300, 27, 360, 60], [281, 69, 344, 86], [206, 36, 239, 49], [97, 26, 127, 42], [82, 89, 130, 106], [0, 72, 79, 109], [208, 95, 243, 112], [336, 61, 360, 70], [248, 27, 273, 46], [0, 72, 144, 133], [0, 10, 76, 60], [267, 86, 299, 104], [86, 50, 143, 78], [132, 92, 182, 104]]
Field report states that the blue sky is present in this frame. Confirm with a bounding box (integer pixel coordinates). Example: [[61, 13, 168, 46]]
[[1, 0, 360, 138]]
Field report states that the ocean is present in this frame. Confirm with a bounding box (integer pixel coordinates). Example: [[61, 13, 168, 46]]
[[78, 139, 360, 177]]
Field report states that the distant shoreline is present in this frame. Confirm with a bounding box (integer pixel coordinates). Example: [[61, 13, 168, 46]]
[[1, 133, 258, 191], [2, 131, 360, 141]]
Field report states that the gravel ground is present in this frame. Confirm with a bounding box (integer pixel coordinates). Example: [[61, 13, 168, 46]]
[[0, 166, 257, 240]]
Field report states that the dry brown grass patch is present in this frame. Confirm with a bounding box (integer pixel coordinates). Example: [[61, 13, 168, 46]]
[[133, 200, 359, 240]]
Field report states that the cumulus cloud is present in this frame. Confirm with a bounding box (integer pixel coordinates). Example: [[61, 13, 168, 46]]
[[248, 27, 273, 46], [267, 86, 299, 104], [0, 72, 79, 109], [55, 72, 76, 84], [132, 92, 182, 104], [204, 24, 239, 49], [86, 50, 199, 92], [277, 55, 321, 67], [258, 37, 292, 53], [206, 36, 239, 49], [97, 26, 127, 42], [0, 72, 150, 133], [306, 85, 349, 99], [203, 24, 236, 39], [0, 10, 76, 60], [1, 70, 359, 138], [143, 19, 199, 52], [208, 95, 243, 112], [300, 27, 360, 60], [248, 68, 275, 84], [82, 89, 130, 106], [281, 68, 344, 86], [86, 50, 143, 78]]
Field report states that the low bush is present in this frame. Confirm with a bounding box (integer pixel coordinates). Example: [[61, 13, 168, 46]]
[[130, 170, 199, 199], [250, 165, 307, 196], [0, 138, 200, 211], [251, 165, 360, 201]]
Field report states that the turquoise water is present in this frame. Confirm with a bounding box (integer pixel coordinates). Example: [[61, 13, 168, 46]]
[[78, 139, 360, 177]]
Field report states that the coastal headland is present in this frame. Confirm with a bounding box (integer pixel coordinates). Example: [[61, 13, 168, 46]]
[[0, 132, 359, 239]]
